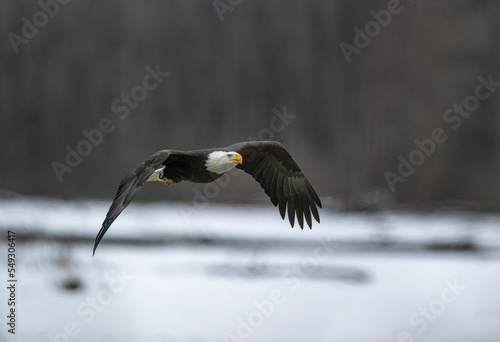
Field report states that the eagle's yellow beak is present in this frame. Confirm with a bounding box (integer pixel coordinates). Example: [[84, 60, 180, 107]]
[[229, 153, 243, 164]]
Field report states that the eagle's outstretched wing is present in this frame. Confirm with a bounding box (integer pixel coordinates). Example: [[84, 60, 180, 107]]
[[230, 141, 322, 229], [92, 151, 170, 255]]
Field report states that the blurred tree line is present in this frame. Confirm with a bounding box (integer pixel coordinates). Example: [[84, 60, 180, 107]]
[[1, 0, 500, 209]]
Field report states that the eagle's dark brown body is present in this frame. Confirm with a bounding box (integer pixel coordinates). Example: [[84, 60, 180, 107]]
[[146, 149, 222, 183]]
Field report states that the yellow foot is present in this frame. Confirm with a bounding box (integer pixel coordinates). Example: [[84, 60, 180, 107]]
[[162, 178, 183, 184]]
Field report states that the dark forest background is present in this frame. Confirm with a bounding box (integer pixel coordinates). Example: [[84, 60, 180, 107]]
[[1, 0, 500, 209]]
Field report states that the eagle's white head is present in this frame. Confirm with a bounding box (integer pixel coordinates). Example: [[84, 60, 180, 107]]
[[205, 151, 243, 174]]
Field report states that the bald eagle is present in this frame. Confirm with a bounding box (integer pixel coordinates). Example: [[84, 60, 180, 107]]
[[93, 141, 321, 254]]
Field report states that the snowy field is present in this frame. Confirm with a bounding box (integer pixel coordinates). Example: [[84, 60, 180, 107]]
[[1, 198, 500, 342]]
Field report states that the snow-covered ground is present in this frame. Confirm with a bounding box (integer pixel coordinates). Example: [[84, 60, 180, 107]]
[[1, 198, 500, 342]]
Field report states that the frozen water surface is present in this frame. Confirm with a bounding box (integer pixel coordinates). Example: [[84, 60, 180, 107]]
[[0, 198, 499, 342]]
